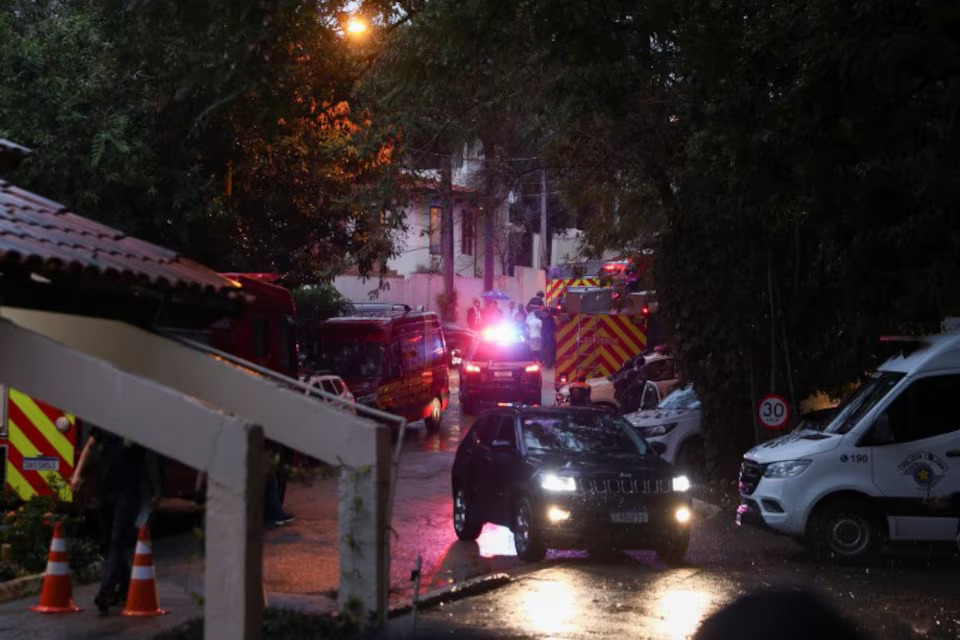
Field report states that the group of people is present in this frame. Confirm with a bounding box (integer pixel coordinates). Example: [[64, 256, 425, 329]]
[[466, 291, 557, 365]]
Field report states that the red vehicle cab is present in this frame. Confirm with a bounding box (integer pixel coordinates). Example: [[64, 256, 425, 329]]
[[316, 311, 449, 432], [459, 324, 543, 414]]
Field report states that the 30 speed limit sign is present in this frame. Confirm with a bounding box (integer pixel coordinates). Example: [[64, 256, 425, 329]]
[[758, 394, 791, 430]]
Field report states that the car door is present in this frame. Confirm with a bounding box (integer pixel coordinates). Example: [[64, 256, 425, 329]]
[[862, 372, 960, 540], [484, 414, 522, 526], [462, 414, 502, 522]]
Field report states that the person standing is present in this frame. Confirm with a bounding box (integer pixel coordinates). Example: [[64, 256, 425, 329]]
[[70, 424, 160, 614], [526, 309, 543, 360], [569, 374, 592, 406], [540, 308, 557, 367], [467, 298, 482, 331], [527, 291, 546, 311]]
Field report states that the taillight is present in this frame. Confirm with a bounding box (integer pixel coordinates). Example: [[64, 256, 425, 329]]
[[525, 364, 540, 373], [465, 363, 481, 373]]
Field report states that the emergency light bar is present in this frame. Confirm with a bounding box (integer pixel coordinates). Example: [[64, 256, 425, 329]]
[[482, 324, 521, 343]]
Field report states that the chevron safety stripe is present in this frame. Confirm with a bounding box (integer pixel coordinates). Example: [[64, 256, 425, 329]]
[[3, 389, 76, 501], [556, 313, 648, 383], [545, 277, 600, 309]]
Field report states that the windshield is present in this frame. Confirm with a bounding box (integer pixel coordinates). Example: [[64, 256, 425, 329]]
[[472, 341, 534, 362], [822, 371, 905, 434], [521, 413, 648, 455], [319, 339, 385, 379], [659, 385, 700, 410]]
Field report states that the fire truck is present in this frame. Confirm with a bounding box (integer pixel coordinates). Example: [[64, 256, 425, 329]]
[[0, 273, 297, 503], [545, 253, 652, 310]]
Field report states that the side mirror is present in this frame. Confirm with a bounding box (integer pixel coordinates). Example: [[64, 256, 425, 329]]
[[650, 441, 667, 456], [491, 440, 516, 454]]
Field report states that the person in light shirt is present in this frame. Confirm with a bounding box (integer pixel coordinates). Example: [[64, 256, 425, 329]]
[[526, 309, 543, 359]]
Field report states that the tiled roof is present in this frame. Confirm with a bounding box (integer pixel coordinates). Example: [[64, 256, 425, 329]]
[[0, 179, 240, 297]]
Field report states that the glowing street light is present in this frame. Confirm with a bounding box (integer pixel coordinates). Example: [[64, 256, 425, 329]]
[[346, 16, 368, 36]]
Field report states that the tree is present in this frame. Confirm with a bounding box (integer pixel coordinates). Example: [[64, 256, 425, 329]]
[[0, 0, 404, 283]]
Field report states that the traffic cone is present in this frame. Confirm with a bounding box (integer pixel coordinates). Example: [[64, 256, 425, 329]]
[[122, 525, 169, 616], [31, 521, 81, 613]]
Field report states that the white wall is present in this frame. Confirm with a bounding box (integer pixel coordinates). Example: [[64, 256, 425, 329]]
[[334, 267, 546, 326]]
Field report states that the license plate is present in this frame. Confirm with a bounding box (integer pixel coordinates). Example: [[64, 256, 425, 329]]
[[22, 457, 59, 472], [493, 371, 513, 378], [611, 511, 648, 524]]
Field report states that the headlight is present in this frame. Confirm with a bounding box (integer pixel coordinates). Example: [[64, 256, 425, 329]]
[[672, 475, 691, 492], [540, 473, 577, 492], [763, 460, 812, 478], [640, 422, 678, 437]]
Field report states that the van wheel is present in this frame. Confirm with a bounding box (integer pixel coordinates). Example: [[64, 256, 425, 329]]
[[424, 397, 443, 432], [512, 496, 547, 562], [809, 500, 883, 562]]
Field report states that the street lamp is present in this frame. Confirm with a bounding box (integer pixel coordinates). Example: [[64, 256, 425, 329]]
[[346, 16, 368, 36]]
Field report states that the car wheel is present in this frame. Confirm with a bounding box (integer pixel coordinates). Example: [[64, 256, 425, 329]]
[[675, 438, 706, 482], [452, 486, 483, 541], [424, 397, 443, 433], [654, 529, 690, 564], [513, 496, 547, 561], [809, 500, 883, 562]]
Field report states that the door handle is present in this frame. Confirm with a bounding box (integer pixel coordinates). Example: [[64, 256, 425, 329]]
[[946, 450, 960, 458]]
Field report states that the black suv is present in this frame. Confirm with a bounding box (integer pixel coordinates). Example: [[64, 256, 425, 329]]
[[451, 406, 693, 562], [459, 334, 542, 414]]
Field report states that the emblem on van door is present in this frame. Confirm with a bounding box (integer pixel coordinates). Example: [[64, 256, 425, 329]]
[[898, 452, 948, 489]]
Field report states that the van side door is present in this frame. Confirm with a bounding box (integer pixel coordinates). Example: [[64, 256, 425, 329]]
[[861, 372, 960, 541]]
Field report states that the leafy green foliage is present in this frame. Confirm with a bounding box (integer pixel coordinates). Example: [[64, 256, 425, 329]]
[[370, 0, 960, 476], [0, 0, 403, 281]]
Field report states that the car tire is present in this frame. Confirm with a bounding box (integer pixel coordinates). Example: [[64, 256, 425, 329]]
[[654, 529, 690, 564], [675, 437, 706, 482], [424, 397, 443, 433], [512, 496, 547, 562], [809, 500, 883, 562], [452, 486, 483, 541]]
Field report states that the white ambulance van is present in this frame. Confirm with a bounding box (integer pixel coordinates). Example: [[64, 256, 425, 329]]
[[737, 333, 960, 560]]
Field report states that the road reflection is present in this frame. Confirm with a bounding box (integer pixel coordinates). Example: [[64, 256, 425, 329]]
[[654, 588, 713, 639], [520, 576, 579, 635], [476, 524, 517, 558]]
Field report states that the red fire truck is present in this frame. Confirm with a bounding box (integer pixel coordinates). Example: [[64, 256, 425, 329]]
[[0, 273, 298, 502]]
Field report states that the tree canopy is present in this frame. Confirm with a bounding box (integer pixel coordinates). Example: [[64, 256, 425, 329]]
[[0, 0, 403, 283], [370, 0, 960, 473]]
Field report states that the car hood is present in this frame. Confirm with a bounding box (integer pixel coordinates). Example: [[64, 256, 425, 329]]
[[624, 408, 699, 427], [743, 429, 843, 463], [527, 450, 671, 475]]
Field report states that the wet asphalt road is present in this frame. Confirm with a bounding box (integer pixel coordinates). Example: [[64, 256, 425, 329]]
[[264, 370, 960, 639]]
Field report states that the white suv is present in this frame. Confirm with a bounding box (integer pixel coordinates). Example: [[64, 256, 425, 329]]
[[556, 352, 679, 411], [625, 385, 704, 477]]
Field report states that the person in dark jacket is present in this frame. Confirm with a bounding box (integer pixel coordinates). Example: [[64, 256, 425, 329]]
[[540, 308, 557, 367], [467, 298, 482, 331], [569, 374, 592, 406], [71, 424, 159, 614]]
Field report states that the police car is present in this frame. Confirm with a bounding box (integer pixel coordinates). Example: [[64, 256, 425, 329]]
[[459, 324, 542, 414], [737, 333, 960, 561]]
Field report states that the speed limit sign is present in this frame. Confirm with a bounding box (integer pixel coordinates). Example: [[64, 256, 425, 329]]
[[758, 394, 791, 430]]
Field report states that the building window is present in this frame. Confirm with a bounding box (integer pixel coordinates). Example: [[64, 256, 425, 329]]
[[461, 209, 475, 256], [429, 206, 442, 255]]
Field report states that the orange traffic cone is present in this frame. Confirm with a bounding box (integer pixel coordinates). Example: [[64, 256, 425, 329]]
[[31, 521, 81, 613], [122, 525, 169, 617]]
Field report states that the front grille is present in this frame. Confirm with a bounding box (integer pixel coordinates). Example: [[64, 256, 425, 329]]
[[738, 460, 765, 495], [578, 477, 672, 494]]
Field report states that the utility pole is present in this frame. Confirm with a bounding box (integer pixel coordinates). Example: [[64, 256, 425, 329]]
[[484, 200, 495, 291], [540, 168, 548, 269], [441, 156, 454, 318]]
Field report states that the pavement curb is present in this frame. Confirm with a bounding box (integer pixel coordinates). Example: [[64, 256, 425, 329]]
[[0, 560, 102, 604], [388, 572, 512, 617]]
